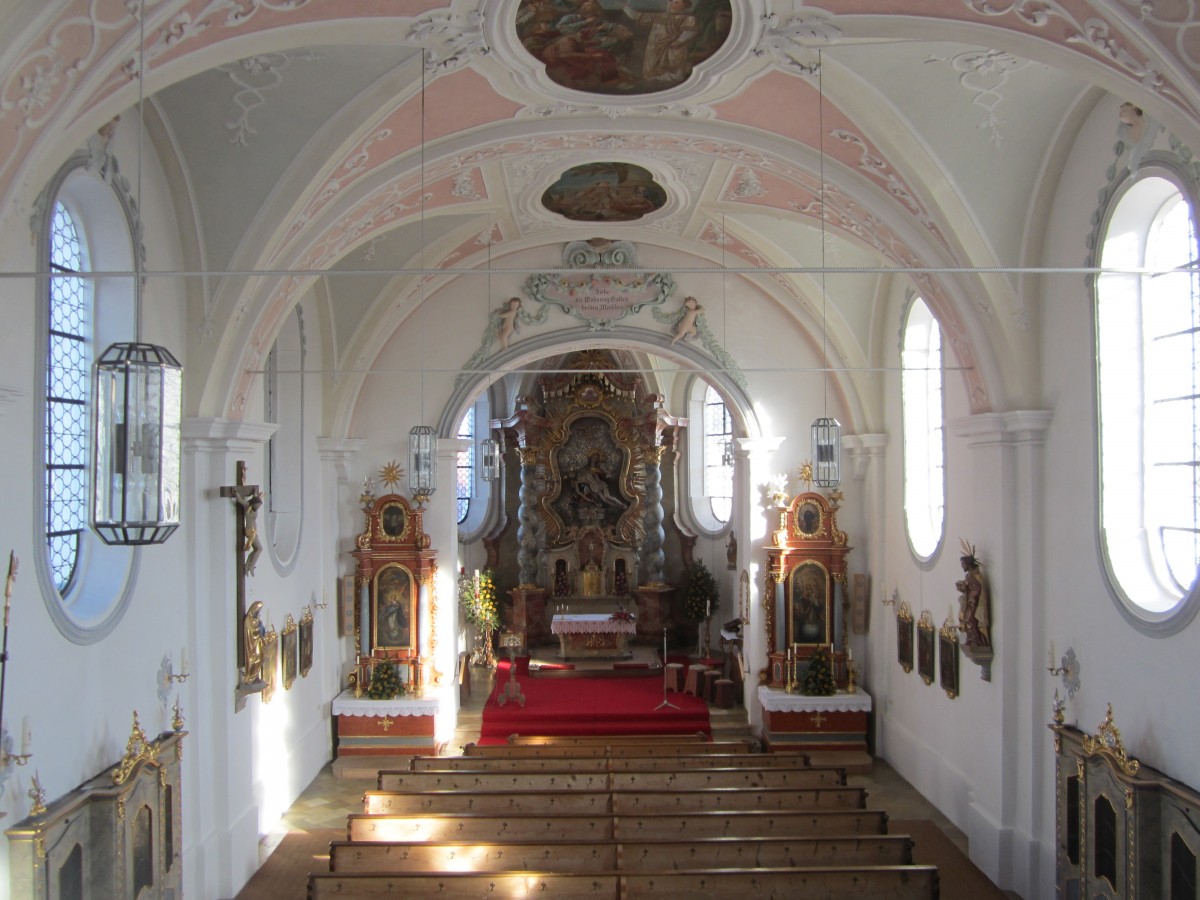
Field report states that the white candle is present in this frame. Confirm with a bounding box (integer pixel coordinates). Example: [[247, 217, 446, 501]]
[[847, 646, 852, 663], [1048, 641, 1055, 669], [181, 645, 188, 675], [706, 599, 711, 618], [21, 717, 30, 754]]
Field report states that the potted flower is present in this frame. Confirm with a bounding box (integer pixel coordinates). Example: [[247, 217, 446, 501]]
[[681, 561, 719, 657], [459, 568, 500, 668]]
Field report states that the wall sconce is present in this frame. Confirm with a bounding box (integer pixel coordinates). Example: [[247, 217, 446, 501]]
[[92, 341, 182, 545], [1, 722, 33, 775], [1047, 644, 1081, 698], [312, 589, 328, 610]]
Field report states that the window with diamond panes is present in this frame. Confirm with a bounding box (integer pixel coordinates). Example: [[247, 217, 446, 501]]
[[456, 407, 475, 524], [703, 384, 733, 524], [45, 202, 90, 592]]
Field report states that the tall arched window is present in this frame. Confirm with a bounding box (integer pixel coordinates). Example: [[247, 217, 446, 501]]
[[456, 407, 475, 524], [901, 296, 945, 560], [36, 151, 139, 642], [45, 202, 90, 592], [703, 384, 733, 524], [1097, 169, 1200, 626]]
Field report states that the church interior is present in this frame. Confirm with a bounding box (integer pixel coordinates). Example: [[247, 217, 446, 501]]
[[0, 1, 1198, 897]]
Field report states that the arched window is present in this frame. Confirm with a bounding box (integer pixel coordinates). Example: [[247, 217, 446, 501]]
[[1097, 169, 1200, 626], [36, 151, 139, 642], [703, 384, 733, 524], [45, 202, 90, 592], [456, 407, 475, 524], [902, 296, 945, 561]]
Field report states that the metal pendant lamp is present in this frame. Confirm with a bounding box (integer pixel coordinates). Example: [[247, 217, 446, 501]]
[[811, 50, 841, 489], [409, 51, 436, 504]]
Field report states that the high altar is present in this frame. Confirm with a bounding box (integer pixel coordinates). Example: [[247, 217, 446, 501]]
[[494, 352, 684, 646]]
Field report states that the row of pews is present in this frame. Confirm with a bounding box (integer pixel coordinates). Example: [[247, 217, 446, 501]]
[[309, 734, 940, 898]]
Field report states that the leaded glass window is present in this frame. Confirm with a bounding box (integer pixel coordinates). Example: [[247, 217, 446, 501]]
[[902, 296, 945, 560], [703, 384, 733, 524], [456, 407, 475, 524]]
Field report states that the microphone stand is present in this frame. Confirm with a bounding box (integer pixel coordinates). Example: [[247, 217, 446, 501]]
[[654, 626, 678, 710]]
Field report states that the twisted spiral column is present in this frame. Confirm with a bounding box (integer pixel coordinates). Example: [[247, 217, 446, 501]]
[[516, 447, 541, 586], [641, 444, 666, 585]]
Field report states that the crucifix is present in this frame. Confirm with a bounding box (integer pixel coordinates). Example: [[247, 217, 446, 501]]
[[220, 461, 263, 674]]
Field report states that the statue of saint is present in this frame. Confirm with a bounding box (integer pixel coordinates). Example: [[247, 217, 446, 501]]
[[956, 541, 991, 649], [243, 600, 266, 685]]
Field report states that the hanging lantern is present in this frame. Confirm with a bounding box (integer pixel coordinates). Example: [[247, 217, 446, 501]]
[[721, 438, 735, 468], [409, 424, 437, 501], [481, 437, 501, 482], [91, 341, 182, 545], [811, 416, 842, 488]]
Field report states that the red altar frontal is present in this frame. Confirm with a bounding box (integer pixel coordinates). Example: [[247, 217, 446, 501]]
[[757, 686, 872, 754], [332, 690, 439, 756]]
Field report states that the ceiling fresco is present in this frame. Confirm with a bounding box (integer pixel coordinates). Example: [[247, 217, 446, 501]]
[[541, 162, 668, 221], [516, 0, 733, 95]]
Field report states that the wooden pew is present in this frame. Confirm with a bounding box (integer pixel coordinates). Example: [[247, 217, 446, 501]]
[[327, 835, 915, 874], [361, 786, 866, 816], [408, 752, 813, 772], [308, 866, 939, 899], [376, 766, 844, 792], [309, 871, 620, 899], [507, 732, 710, 746], [346, 809, 888, 843]]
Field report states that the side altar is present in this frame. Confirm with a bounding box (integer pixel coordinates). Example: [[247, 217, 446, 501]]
[[332, 690, 439, 757], [758, 685, 872, 755], [551, 612, 636, 660]]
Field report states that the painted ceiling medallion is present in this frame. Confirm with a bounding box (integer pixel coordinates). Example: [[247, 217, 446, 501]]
[[516, 0, 733, 96], [541, 162, 666, 221]]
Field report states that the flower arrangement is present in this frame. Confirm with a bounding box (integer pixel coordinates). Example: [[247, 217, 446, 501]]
[[610, 608, 635, 622], [459, 568, 500, 630]]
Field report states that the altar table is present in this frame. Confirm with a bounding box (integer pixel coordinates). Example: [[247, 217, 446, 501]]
[[332, 689, 439, 756], [551, 613, 636, 660], [757, 686, 872, 754]]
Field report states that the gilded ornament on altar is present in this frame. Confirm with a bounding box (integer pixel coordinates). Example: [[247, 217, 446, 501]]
[[1082, 703, 1140, 777], [112, 711, 158, 786], [377, 460, 405, 489]]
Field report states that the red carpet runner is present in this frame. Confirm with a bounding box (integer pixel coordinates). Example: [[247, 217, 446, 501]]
[[479, 659, 711, 744]]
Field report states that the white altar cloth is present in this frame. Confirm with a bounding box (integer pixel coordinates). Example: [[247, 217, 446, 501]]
[[757, 685, 873, 713], [551, 613, 637, 635], [332, 688, 440, 717]]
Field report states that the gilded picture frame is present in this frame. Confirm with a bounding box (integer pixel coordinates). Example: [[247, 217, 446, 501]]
[[917, 611, 936, 686], [897, 602, 914, 673], [299, 606, 314, 679], [794, 500, 824, 537], [787, 560, 832, 648], [281, 614, 298, 691], [379, 500, 409, 541], [262, 626, 279, 703], [939, 619, 960, 699], [372, 563, 416, 653]]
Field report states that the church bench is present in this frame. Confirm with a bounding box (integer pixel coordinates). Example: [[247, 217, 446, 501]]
[[507, 732, 711, 746], [308, 871, 620, 899], [408, 752, 814, 772], [362, 789, 613, 816], [346, 812, 614, 843], [462, 740, 754, 757], [376, 766, 843, 792], [362, 786, 865, 816], [607, 766, 844, 789], [327, 835, 915, 874], [308, 866, 938, 900], [608, 786, 866, 814], [612, 809, 889, 839]]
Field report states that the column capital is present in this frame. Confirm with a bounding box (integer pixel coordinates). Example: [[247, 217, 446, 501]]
[[316, 437, 365, 463], [182, 417, 277, 454], [735, 435, 786, 461], [950, 410, 1053, 446]]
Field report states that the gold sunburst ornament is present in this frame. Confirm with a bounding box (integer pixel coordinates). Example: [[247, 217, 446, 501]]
[[378, 460, 406, 489], [798, 461, 814, 491]]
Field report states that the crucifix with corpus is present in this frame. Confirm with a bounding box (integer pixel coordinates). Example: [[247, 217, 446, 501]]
[[220, 461, 265, 691]]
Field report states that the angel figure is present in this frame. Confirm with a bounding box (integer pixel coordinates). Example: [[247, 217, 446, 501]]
[[670, 295, 702, 345], [496, 297, 521, 351]]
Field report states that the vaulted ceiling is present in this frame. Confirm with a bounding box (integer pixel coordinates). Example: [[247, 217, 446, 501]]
[[4, 1, 1198, 426]]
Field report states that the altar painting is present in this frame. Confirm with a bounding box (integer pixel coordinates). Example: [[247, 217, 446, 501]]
[[373, 564, 415, 652], [550, 416, 630, 534], [516, 0, 733, 96], [788, 561, 830, 647]]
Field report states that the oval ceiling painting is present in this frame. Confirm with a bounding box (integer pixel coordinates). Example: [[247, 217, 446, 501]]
[[517, 0, 733, 95], [542, 162, 668, 222]]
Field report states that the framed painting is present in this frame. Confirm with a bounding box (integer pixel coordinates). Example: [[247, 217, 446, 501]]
[[939, 620, 960, 699], [379, 500, 409, 540], [281, 614, 298, 691], [787, 560, 831, 647], [917, 611, 935, 686], [851, 573, 870, 634], [299, 606, 314, 679], [339, 575, 355, 638], [262, 626, 279, 703], [897, 602, 913, 673], [795, 500, 823, 537], [372, 563, 416, 653]]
